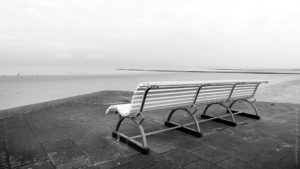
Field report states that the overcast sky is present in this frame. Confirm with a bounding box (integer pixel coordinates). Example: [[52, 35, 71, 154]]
[[0, 0, 299, 74]]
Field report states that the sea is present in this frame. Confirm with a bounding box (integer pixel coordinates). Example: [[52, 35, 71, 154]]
[[0, 70, 288, 110]]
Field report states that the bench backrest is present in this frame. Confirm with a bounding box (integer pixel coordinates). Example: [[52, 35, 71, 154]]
[[129, 81, 266, 115], [131, 84, 200, 113], [195, 83, 235, 104], [230, 82, 259, 100]]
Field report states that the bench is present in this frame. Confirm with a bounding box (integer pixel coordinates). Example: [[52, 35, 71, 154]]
[[106, 80, 268, 154]]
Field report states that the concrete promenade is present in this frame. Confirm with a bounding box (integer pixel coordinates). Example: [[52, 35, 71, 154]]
[[0, 91, 299, 169]]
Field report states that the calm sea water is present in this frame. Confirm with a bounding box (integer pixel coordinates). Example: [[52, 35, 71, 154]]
[[0, 71, 286, 110]]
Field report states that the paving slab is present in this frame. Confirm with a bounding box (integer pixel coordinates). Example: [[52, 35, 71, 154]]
[[191, 146, 231, 164], [184, 158, 222, 169], [162, 149, 199, 166], [47, 147, 86, 166], [150, 143, 177, 154], [218, 157, 261, 169], [146, 160, 182, 169], [112, 153, 164, 169], [16, 160, 55, 169], [56, 158, 92, 169], [174, 140, 206, 152], [196, 133, 233, 150], [5, 128, 47, 168], [93, 155, 134, 169], [222, 147, 256, 162]]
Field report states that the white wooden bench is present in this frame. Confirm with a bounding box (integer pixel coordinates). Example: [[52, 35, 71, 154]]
[[106, 80, 267, 154]]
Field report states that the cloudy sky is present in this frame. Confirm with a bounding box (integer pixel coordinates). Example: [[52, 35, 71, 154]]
[[0, 0, 299, 74]]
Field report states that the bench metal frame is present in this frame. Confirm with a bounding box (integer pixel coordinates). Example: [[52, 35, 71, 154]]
[[111, 81, 266, 154], [200, 82, 261, 125]]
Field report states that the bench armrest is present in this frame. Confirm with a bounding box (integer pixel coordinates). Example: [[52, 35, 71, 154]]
[[106, 105, 118, 114], [105, 104, 133, 117]]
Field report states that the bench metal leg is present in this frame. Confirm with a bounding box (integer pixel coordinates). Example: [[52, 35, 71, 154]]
[[201, 103, 237, 126], [229, 99, 260, 119], [112, 115, 149, 154], [165, 108, 202, 137]]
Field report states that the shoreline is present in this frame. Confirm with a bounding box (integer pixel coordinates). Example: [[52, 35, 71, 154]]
[[117, 68, 300, 74], [2, 68, 300, 77]]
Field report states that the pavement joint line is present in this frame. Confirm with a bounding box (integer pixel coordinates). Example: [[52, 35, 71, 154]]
[[263, 111, 296, 120], [189, 147, 231, 165], [184, 156, 204, 167], [92, 153, 133, 167], [294, 106, 299, 165], [202, 126, 232, 136], [2, 119, 12, 169], [68, 137, 94, 165], [160, 147, 179, 155], [22, 112, 56, 168], [10, 159, 51, 169], [160, 148, 200, 166]]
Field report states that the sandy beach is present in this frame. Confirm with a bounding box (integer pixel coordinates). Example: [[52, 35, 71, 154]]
[[256, 75, 300, 104]]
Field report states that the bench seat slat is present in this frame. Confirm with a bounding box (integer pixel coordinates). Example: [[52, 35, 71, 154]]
[[139, 101, 192, 111], [198, 88, 233, 93], [200, 86, 234, 90], [233, 88, 256, 91], [135, 86, 199, 92], [197, 94, 229, 101], [231, 94, 253, 98], [197, 97, 229, 103], [232, 90, 254, 94], [141, 97, 194, 106], [132, 90, 197, 99], [231, 93, 253, 98], [132, 94, 196, 103], [234, 87, 256, 90], [131, 101, 192, 111], [230, 95, 252, 100], [234, 85, 257, 88], [131, 99, 193, 109], [233, 88, 256, 92], [234, 90, 255, 94], [198, 90, 232, 95], [235, 84, 258, 87], [197, 95, 229, 101], [135, 84, 235, 92], [232, 89, 255, 93]]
